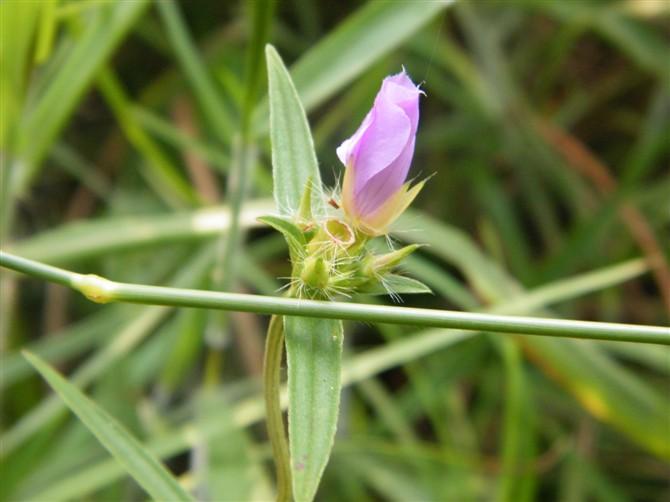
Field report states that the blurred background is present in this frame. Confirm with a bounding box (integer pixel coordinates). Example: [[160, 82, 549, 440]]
[[1, 0, 669, 500]]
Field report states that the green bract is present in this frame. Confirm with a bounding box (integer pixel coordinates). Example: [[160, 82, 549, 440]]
[[262, 209, 430, 301]]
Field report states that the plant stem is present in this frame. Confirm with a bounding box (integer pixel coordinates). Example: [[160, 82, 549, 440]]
[[263, 315, 292, 502], [210, 0, 274, 382], [2, 251, 668, 345]]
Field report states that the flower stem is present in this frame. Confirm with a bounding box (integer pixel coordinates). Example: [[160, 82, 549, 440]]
[[263, 315, 292, 502], [1, 251, 668, 345]]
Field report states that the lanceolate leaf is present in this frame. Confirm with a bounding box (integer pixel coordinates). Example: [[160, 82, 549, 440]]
[[257, 215, 307, 263], [266, 44, 326, 219], [23, 351, 194, 502], [265, 51, 343, 501], [284, 317, 343, 502]]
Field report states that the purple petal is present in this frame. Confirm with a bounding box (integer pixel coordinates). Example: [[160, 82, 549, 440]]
[[350, 91, 411, 193], [336, 110, 373, 167], [355, 135, 416, 215], [382, 72, 421, 128], [337, 69, 422, 220], [354, 74, 420, 214]]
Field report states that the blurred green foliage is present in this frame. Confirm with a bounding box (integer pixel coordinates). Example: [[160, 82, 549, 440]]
[[1, 0, 668, 500]]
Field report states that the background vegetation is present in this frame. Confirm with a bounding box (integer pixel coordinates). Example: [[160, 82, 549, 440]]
[[1, 0, 668, 500]]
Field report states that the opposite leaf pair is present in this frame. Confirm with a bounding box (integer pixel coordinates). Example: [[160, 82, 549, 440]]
[[264, 44, 429, 502]]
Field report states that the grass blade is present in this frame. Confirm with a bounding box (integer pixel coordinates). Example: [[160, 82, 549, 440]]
[[2, 247, 215, 455], [12, 0, 150, 196], [157, 0, 234, 144], [22, 351, 194, 502], [0, 0, 41, 148], [9, 199, 274, 264], [396, 210, 670, 458], [97, 68, 197, 207], [255, 0, 452, 128]]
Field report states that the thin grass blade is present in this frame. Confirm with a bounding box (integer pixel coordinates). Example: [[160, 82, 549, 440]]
[[23, 352, 194, 502]]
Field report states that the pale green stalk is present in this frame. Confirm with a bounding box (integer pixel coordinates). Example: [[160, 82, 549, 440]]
[[1, 251, 668, 345], [18, 254, 666, 500]]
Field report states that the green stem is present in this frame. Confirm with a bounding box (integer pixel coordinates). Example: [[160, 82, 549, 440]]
[[2, 252, 73, 286], [263, 315, 292, 502], [1, 251, 668, 345], [216, 0, 275, 295]]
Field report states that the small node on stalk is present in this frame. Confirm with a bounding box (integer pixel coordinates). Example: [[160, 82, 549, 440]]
[[73, 274, 116, 304]]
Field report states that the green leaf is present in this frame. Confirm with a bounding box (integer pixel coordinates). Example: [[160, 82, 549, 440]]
[[289, 0, 451, 112], [22, 351, 194, 502], [12, 0, 150, 195], [266, 44, 325, 219], [395, 210, 670, 459], [257, 215, 307, 263], [156, 0, 235, 143], [34, 0, 59, 64], [254, 1, 452, 128], [96, 68, 197, 207], [10, 199, 274, 264], [0, 0, 41, 148], [360, 274, 433, 296], [284, 317, 343, 502]]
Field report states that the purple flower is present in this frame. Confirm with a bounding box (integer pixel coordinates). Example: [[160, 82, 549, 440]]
[[337, 70, 425, 236]]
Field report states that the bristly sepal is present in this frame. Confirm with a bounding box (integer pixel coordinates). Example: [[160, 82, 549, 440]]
[[358, 273, 432, 297], [260, 217, 426, 300], [257, 215, 307, 264]]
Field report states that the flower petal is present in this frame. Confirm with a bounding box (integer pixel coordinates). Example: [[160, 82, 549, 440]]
[[381, 75, 421, 128], [359, 179, 426, 236], [355, 135, 415, 215], [337, 69, 423, 233], [351, 92, 411, 194], [336, 110, 373, 167], [352, 71, 421, 215]]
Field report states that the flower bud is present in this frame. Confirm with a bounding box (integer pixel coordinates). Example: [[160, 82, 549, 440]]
[[337, 70, 425, 236], [300, 256, 331, 290], [366, 244, 423, 276]]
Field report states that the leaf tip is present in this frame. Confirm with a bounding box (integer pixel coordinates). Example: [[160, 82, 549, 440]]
[[265, 43, 279, 61]]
